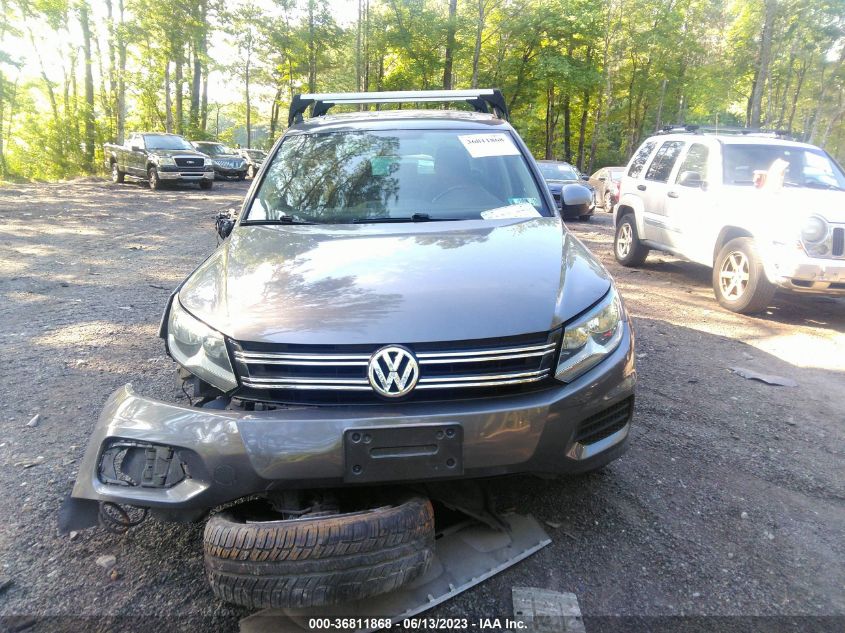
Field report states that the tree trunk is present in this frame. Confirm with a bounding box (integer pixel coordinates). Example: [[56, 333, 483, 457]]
[[245, 57, 251, 148], [307, 0, 317, 92], [544, 84, 555, 159], [654, 78, 667, 132], [165, 62, 173, 133], [442, 0, 458, 90], [175, 55, 183, 135], [116, 0, 127, 143], [749, 0, 777, 128], [576, 92, 590, 171], [79, 2, 95, 171], [471, 0, 486, 88], [200, 65, 208, 132]]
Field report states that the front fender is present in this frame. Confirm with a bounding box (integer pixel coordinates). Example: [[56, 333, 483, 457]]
[[614, 193, 646, 236]]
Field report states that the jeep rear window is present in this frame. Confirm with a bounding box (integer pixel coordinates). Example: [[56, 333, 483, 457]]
[[722, 144, 845, 190], [245, 129, 550, 224]]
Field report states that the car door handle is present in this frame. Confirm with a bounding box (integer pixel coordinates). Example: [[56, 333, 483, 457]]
[[667, 191, 679, 198], [637, 184, 647, 191]]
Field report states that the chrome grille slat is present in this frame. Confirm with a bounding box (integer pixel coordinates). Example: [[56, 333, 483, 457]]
[[232, 333, 559, 402]]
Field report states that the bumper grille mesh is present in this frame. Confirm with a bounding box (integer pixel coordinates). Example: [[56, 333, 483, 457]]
[[574, 398, 633, 445]]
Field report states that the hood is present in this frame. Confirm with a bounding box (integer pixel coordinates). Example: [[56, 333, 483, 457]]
[[178, 218, 612, 345], [724, 186, 845, 225], [149, 148, 207, 159], [546, 180, 593, 193]]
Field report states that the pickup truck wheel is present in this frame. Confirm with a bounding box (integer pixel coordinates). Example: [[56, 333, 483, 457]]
[[111, 162, 125, 184], [614, 214, 649, 266], [713, 237, 776, 314], [204, 496, 434, 609], [148, 167, 161, 190]]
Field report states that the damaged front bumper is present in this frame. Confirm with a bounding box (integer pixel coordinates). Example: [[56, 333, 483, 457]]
[[63, 326, 635, 529]]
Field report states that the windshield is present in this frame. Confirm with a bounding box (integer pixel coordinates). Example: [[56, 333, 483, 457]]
[[538, 162, 579, 181], [245, 129, 550, 224], [195, 143, 235, 157], [723, 144, 845, 190], [143, 134, 193, 151]]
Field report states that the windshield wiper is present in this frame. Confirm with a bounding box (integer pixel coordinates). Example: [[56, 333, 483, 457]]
[[801, 181, 844, 191], [352, 213, 460, 224], [246, 215, 316, 225]]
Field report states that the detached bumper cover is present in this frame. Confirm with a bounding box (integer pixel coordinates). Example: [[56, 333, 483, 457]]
[[68, 325, 635, 516]]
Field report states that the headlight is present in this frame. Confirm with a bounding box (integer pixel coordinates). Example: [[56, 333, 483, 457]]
[[203, 158, 213, 166], [555, 287, 624, 383], [801, 216, 827, 243], [158, 156, 176, 166], [166, 299, 237, 392]]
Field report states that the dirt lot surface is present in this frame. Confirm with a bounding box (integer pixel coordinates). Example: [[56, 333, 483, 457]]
[[0, 180, 843, 632]]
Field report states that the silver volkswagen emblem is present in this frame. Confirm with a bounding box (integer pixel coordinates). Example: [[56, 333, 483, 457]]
[[368, 346, 419, 398]]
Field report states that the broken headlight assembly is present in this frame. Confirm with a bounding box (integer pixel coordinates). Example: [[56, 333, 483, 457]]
[[555, 287, 624, 383], [800, 215, 831, 257], [166, 298, 238, 392]]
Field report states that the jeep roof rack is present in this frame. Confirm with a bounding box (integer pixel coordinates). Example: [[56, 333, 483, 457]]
[[657, 124, 794, 139], [288, 89, 509, 126]]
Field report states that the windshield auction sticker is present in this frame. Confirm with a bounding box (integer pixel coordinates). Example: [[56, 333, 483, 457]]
[[458, 133, 521, 158], [480, 202, 542, 220]]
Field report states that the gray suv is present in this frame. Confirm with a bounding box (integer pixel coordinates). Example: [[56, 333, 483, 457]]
[[62, 90, 636, 609]]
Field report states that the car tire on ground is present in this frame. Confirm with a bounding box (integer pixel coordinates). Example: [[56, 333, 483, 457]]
[[614, 214, 649, 266], [713, 237, 776, 314], [148, 167, 161, 190], [111, 161, 124, 184], [203, 495, 435, 609], [199, 180, 213, 190]]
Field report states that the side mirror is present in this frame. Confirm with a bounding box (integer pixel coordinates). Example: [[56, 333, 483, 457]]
[[560, 183, 593, 207], [598, 176, 606, 181], [215, 208, 238, 241], [678, 170, 703, 188]]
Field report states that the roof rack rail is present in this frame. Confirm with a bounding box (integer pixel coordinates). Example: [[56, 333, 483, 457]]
[[288, 89, 509, 125], [657, 124, 793, 138]]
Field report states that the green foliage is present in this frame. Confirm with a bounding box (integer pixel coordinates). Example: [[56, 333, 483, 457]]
[[1, 0, 844, 181]]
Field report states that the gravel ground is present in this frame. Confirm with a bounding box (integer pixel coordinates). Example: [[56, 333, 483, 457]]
[[0, 181, 842, 632]]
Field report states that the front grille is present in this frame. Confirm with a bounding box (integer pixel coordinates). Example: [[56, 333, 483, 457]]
[[832, 227, 844, 258], [574, 398, 633, 445], [215, 159, 243, 169], [174, 156, 204, 168], [230, 331, 560, 405]]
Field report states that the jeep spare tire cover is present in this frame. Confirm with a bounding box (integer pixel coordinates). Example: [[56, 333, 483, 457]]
[[203, 496, 434, 609]]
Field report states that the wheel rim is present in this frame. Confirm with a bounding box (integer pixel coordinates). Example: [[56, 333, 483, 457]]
[[719, 250, 750, 300], [617, 223, 633, 258]]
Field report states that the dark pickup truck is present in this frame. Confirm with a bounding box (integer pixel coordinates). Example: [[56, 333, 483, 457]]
[[104, 132, 215, 190]]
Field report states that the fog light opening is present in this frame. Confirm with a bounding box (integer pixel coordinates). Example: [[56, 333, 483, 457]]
[[98, 441, 187, 489]]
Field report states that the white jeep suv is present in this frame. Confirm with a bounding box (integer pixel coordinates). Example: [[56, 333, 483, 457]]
[[613, 130, 845, 313]]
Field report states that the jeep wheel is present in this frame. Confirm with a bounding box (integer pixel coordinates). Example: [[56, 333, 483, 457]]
[[713, 237, 776, 314], [148, 167, 161, 190], [614, 215, 649, 266], [204, 495, 434, 609], [111, 162, 125, 184]]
